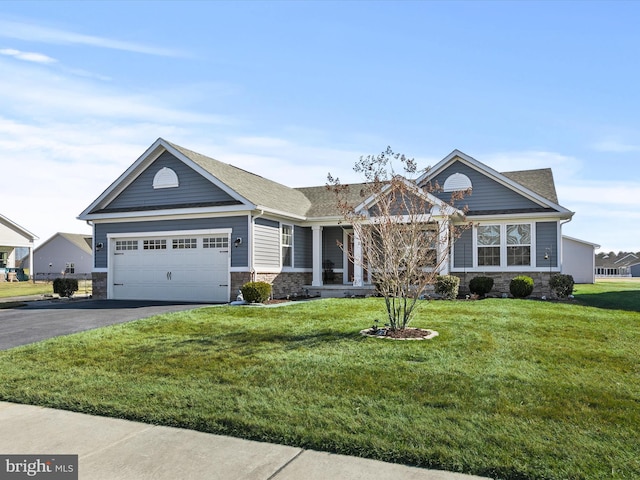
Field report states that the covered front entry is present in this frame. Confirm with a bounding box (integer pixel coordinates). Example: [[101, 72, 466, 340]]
[[108, 230, 230, 302]]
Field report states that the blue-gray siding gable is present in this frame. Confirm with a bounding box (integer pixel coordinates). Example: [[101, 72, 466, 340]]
[[104, 152, 239, 211], [94, 216, 249, 268], [426, 161, 547, 213]]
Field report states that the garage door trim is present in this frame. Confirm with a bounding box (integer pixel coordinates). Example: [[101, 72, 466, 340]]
[[107, 228, 232, 301]]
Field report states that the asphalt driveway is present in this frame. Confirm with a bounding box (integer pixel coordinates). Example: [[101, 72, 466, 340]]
[[0, 299, 212, 350]]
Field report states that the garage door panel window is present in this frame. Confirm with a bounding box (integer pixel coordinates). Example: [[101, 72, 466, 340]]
[[116, 240, 138, 251], [203, 237, 229, 248], [172, 238, 197, 249], [143, 239, 166, 250]]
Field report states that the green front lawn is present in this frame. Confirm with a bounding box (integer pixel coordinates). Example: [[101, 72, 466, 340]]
[[0, 280, 92, 299], [0, 281, 53, 298], [0, 286, 638, 479]]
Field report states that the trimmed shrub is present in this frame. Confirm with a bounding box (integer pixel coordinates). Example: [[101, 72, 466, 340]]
[[53, 278, 79, 298], [469, 276, 494, 297], [509, 275, 534, 298], [240, 281, 272, 303], [549, 273, 575, 298], [435, 275, 460, 300]]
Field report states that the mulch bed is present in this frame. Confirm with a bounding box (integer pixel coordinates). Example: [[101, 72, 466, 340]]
[[360, 327, 439, 341]]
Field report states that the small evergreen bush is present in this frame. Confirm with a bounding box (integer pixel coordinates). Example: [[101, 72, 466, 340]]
[[469, 276, 494, 297], [549, 274, 575, 298], [435, 275, 460, 300], [240, 281, 272, 303], [509, 275, 534, 298], [53, 278, 79, 298]]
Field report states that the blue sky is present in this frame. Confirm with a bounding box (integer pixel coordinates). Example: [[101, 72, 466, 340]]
[[1, 1, 639, 252]]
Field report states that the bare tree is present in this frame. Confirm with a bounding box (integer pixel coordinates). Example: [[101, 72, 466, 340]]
[[328, 147, 469, 331]]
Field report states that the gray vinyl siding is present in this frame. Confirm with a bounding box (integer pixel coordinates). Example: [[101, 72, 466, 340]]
[[107, 152, 237, 210], [322, 226, 344, 269], [94, 216, 248, 268], [535, 221, 558, 267], [33, 237, 93, 278], [427, 161, 542, 212], [254, 218, 280, 269], [453, 228, 473, 269], [294, 226, 312, 268]]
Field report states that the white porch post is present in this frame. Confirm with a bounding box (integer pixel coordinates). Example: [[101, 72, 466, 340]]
[[29, 244, 34, 282], [311, 225, 323, 286], [438, 221, 450, 275], [353, 229, 364, 286]]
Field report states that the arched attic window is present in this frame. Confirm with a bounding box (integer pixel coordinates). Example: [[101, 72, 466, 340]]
[[153, 167, 179, 189], [443, 172, 472, 192]]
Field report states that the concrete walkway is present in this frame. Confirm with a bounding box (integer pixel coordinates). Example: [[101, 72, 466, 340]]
[[0, 402, 491, 480]]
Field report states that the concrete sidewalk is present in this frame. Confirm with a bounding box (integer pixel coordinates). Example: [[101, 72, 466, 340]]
[[0, 402, 491, 480]]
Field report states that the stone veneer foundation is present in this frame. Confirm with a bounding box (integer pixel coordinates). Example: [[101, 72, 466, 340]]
[[231, 272, 313, 300], [94, 270, 556, 302], [452, 272, 555, 298], [91, 272, 108, 300]]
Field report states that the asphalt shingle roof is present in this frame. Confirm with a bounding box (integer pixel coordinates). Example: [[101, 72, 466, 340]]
[[167, 141, 312, 217], [144, 141, 564, 219], [501, 168, 558, 204]]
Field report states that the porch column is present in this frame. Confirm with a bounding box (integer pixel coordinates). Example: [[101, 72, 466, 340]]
[[29, 245, 34, 282], [353, 229, 364, 286], [438, 221, 450, 275], [311, 225, 323, 286]]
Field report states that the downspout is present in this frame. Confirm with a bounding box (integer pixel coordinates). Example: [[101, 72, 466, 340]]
[[558, 216, 573, 273], [250, 210, 265, 282]]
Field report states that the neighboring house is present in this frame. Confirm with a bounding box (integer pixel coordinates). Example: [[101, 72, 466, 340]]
[[595, 252, 639, 277], [561, 236, 599, 284], [79, 138, 581, 302], [23, 232, 93, 281], [0, 213, 37, 281]]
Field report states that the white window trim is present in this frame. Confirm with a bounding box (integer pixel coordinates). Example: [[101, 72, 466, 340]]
[[281, 223, 294, 269], [472, 222, 535, 270]]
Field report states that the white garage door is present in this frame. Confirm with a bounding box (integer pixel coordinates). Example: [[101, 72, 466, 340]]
[[110, 233, 230, 302]]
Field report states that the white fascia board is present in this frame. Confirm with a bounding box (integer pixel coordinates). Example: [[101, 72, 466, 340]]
[[0, 214, 38, 241], [107, 228, 232, 239], [79, 138, 167, 219], [302, 216, 345, 226], [464, 211, 573, 222], [254, 205, 307, 221], [81, 204, 253, 222], [79, 138, 256, 220], [416, 150, 572, 214], [353, 178, 452, 214], [562, 235, 601, 248], [89, 210, 253, 225]]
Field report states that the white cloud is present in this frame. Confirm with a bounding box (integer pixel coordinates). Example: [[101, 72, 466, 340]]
[[591, 139, 640, 153], [0, 19, 187, 57], [0, 48, 57, 64], [480, 150, 583, 179]]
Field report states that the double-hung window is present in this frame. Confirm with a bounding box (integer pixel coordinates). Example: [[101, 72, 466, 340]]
[[477, 225, 501, 266], [281, 224, 293, 267], [476, 223, 532, 267], [506, 224, 531, 266]]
